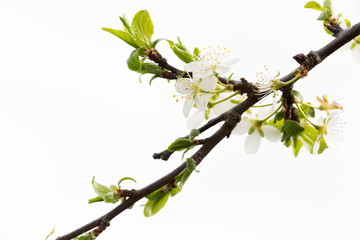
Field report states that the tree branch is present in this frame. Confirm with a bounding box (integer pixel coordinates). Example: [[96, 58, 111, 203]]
[[55, 21, 360, 240]]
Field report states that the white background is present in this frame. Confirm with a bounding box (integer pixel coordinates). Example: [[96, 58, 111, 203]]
[[1, 0, 360, 239]]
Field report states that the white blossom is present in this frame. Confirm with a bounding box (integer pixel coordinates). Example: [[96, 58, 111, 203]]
[[174, 72, 217, 117], [185, 46, 239, 78], [233, 109, 281, 154], [313, 112, 345, 154], [186, 92, 247, 130]]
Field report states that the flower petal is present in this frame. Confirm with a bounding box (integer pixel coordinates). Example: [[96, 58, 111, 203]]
[[197, 69, 213, 78], [232, 118, 252, 135], [262, 125, 281, 142], [199, 74, 217, 91], [194, 92, 210, 111], [244, 131, 261, 154], [183, 94, 193, 117], [185, 62, 202, 72], [222, 58, 240, 66], [216, 66, 231, 75]]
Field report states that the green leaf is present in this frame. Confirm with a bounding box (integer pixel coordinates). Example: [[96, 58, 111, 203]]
[[274, 110, 285, 123], [137, 62, 163, 75], [149, 74, 159, 85], [324, 0, 333, 14], [45, 225, 56, 240], [102, 28, 138, 48], [167, 139, 194, 152], [146, 188, 164, 201], [170, 186, 181, 197], [102, 191, 120, 203], [304, 1, 325, 11], [131, 10, 154, 48], [306, 107, 315, 118], [317, 10, 329, 21], [299, 125, 319, 153], [317, 136, 328, 154], [291, 90, 303, 102], [118, 177, 136, 187], [74, 233, 96, 240], [189, 129, 200, 138], [186, 158, 197, 171], [91, 177, 120, 203], [151, 38, 166, 48], [144, 192, 169, 217], [92, 177, 113, 196], [119, 15, 132, 34], [167, 39, 194, 63], [344, 19, 351, 28], [292, 136, 303, 157], [127, 49, 142, 71], [282, 120, 305, 137], [323, 24, 333, 34], [350, 42, 358, 50]]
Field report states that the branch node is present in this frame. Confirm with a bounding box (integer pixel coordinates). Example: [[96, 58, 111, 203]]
[[89, 219, 110, 237]]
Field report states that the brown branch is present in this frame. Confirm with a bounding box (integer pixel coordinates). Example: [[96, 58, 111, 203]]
[[56, 21, 360, 240]]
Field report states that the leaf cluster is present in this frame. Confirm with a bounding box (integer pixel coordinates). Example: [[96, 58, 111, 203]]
[[305, 0, 351, 34], [143, 158, 198, 217]]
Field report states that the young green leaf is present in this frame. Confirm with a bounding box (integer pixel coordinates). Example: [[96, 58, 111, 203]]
[[167, 139, 194, 152], [167, 39, 194, 63], [102, 28, 138, 48], [137, 62, 163, 75], [131, 10, 154, 48], [144, 192, 169, 217], [282, 120, 305, 137], [299, 125, 318, 153], [74, 234, 96, 240], [170, 186, 181, 197], [92, 177, 113, 196], [304, 1, 325, 11], [45, 225, 56, 240], [91, 177, 120, 203], [118, 177, 137, 187], [189, 129, 200, 138], [292, 136, 303, 157], [317, 10, 329, 21], [324, 0, 333, 14], [119, 15, 132, 34], [291, 90, 303, 102], [186, 158, 197, 171], [127, 49, 142, 71], [344, 19, 351, 28]]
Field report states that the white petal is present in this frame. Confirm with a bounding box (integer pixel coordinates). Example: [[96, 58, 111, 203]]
[[199, 74, 217, 91], [222, 58, 240, 66], [183, 95, 193, 117], [244, 131, 261, 154], [197, 69, 213, 78], [186, 110, 205, 130], [185, 62, 202, 72], [232, 118, 252, 135], [194, 92, 210, 111], [312, 136, 321, 155], [216, 66, 231, 75], [262, 125, 281, 142]]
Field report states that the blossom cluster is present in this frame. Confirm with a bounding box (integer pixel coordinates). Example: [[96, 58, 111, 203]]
[[173, 50, 344, 156], [173, 46, 239, 117]]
